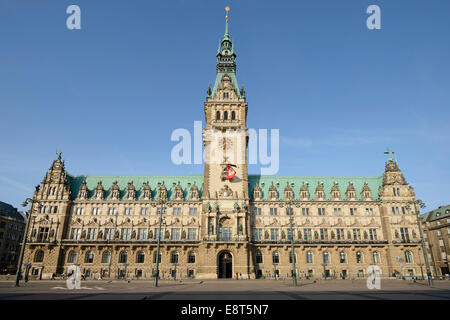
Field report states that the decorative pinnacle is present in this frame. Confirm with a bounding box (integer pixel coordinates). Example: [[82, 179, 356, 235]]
[[384, 148, 395, 162], [224, 6, 230, 39], [56, 150, 62, 160]]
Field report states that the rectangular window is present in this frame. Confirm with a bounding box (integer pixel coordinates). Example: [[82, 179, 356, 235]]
[[353, 228, 361, 241], [270, 208, 278, 216], [37, 227, 49, 241], [400, 228, 409, 242], [270, 228, 279, 241], [318, 208, 325, 216], [189, 208, 198, 216], [369, 228, 377, 240], [155, 229, 164, 240], [334, 208, 342, 216], [401, 207, 406, 214], [105, 228, 114, 240], [253, 228, 262, 241], [171, 228, 180, 240], [121, 228, 131, 240], [70, 228, 81, 240], [302, 208, 309, 216], [287, 229, 293, 240], [336, 229, 344, 240], [219, 227, 232, 241], [87, 228, 97, 240], [304, 228, 312, 241], [138, 228, 147, 240], [320, 228, 328, 240], [172, 207, 181, 216], [108, 208, 117, 216], [286, 207, 293, 215], [188, 228, 197, 240], [141, 207, 149, 215], [395, 207, 399, 215], [157, 208, 165, 215], [124, 207, 133, 215], [392, 207, 396, 215]]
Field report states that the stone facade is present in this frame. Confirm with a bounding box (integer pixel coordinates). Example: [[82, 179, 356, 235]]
[[422, 205, 450, 277], [22, 14, 424, 281], [0, 201, 25, 274]]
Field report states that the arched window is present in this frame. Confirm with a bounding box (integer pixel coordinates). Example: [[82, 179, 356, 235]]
[[231, 111, 236, 120], [373, 251, 380, 264], [85, 251, 94, 263], [255, 251, 263, 264], [153, 252, 162, 263], [272, 251, 279, 264], [339, 251, 346, 263], [216, 111, 220, 120], [356, 251, 363, 264], [405, 251, 413, 263], [224, 111, 228, 120], [101, 251, 111, 264], [170, 251, 179, 264], [67, 250, 77, 263], [306, 251, 313, 264], [323, 251, 330, 264], [188, 251, 196, 263], [119, 251, 128, 264], [136, 251, 145, 263], [289, 252, 297, 264], [34, 250, 44, 263]]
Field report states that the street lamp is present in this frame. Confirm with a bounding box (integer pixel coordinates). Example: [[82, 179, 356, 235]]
[[287, 200, 297, 286], [406, 200, 433, 286], [14, 198, 41, 287], [154, 198, 166, 287]]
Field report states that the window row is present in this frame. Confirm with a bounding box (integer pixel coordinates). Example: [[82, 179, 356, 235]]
[[252, 207, 376, 216], [63, 250, 196, 264], [254, 250, 414, 265], [73, 206, 198, 216], [215, 110, 237, 121], [252, 228, 379, 241], [69, 227, 198, 241]]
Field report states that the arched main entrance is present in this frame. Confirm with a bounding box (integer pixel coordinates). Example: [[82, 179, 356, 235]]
[[218, 251, 233, 278]]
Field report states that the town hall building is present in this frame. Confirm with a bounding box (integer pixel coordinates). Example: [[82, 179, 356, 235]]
[[22, 12, 423, 281]]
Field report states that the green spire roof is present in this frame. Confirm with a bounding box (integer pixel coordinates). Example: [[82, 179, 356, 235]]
[[211, 12, 241, 99]]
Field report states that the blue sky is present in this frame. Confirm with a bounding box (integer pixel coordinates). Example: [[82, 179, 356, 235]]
[[0, 0, 449, 212]]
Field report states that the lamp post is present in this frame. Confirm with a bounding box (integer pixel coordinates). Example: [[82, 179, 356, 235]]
[[287, 200, 297, 286], [154, 198, 166, 287], [14, 198, 41, 287], [407, 200, 433, 286]]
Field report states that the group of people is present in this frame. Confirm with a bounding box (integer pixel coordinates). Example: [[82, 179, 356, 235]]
[[235, 273, 244, 280]]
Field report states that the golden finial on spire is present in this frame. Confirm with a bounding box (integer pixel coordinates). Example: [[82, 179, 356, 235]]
[[225, 6, 230, 20]]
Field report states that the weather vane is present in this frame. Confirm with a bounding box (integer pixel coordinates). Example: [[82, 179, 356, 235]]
[[225, 6, 230, 20], [56, 150, 62, 160], [384, 148, 395, 162]]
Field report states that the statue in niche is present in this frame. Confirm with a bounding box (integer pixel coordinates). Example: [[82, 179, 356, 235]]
[[238, 224, 243, 235], [131, 231, 136, 239], [165, 230, 170, 239], [148, 230, 153, 239], [182, 230, 186, 239], [208, 224, 214, 235], [265, 231, 269, 240]]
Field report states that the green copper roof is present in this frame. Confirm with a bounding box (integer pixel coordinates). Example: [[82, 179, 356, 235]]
[[248, 175, 383, 201], [67, 174, 203, 201], [422, 204, 450, 222], [210, 15, 241, 99]]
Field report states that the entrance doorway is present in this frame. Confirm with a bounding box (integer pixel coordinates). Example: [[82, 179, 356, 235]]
[[218, 251, 232, 278]]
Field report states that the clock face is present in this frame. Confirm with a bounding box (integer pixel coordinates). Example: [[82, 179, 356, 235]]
[[222, 138, 233, 150]]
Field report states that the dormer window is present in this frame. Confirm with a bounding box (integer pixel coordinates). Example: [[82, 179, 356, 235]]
[[224, 92, 229, 99], [269, 191, 277, 200]]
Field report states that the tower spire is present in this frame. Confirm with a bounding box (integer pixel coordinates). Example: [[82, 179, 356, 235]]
[[224, 6, 230, 40], [211, 6, 242, 99]]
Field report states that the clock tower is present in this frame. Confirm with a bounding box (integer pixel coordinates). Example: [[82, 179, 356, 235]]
[[199, 9, 251, 278]]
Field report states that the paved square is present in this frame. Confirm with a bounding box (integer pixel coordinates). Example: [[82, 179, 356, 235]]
[[0, 279, 449, 300]]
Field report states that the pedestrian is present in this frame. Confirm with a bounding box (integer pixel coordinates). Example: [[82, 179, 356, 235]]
[[239, 273, 242, 280]]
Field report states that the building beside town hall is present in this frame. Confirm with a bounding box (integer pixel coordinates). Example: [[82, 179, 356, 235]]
[[0, 201, 25, 274], [422, 205, 450, 277], [22, 13, 425, 280]]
